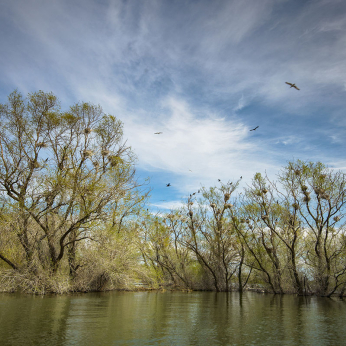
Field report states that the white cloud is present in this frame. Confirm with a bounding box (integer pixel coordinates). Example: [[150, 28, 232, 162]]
[[151, 200, 185, 210], [1, 0, 346, 198], [275, 136, 302, 146], [120, 95, 282, 193]]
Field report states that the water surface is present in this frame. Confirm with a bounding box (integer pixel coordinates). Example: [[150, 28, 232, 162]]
[[0, 291, 345, 345]]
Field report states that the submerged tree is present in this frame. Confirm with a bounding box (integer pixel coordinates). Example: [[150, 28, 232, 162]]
[[0, 90, 148, 286], [0, 95, 344, 298], [235, 162, 346, 296], [279, 161, 346, 296]]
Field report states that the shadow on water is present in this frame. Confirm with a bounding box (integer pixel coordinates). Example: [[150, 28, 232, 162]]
[[1, 291, 346, 346]]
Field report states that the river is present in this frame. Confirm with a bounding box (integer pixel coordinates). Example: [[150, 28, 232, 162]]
[[0, 291, 345, 345]]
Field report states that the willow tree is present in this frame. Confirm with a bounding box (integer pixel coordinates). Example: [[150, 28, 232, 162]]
[[278, 161, 346, 296], [235, 161, 346, 296], [234, 173, 301, 294], [138, 213, 196, 289], [0, 90, 146, 279], [176, 182, 242, 292]]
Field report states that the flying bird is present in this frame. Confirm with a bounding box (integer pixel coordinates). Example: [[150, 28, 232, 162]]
[[154, 132, 163, 134], [250, 126, 259, 131], [166, 183, 171, 187], [285, 82, 300, 90]]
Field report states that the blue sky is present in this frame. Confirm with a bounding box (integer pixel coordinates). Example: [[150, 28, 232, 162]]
[[1, 0, 345, 210]]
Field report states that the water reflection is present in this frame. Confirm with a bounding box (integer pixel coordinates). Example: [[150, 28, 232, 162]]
[[0, 291, 345, 345]]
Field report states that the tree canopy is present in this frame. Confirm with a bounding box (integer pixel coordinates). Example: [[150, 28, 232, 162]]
[[0, 91, 345, 297]]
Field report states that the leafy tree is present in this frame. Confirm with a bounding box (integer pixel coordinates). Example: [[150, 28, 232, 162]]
[[0, 90, 148, 284], [279, 161, 346, 296]]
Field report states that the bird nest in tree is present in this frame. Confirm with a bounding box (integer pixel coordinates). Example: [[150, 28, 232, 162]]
[[320, 193, 330, 200], [301, 185, 308, 192], [262, 189, 268, 194], [36, 142, 47, 148], [303, 196, 311, 203], [294, 169, 301, 176], [224, 193, 230, 202], [101, 150, 110, 156], [224, 203, 233, 209], [108, 155, 122, 167], [314, 187, 324, 195], [93, 161, 99, 167], [83, 150, 94, 157], [188, 201, 193, 206], [30, 161, 41, 169], [188, 210, 193, 216], [210, 203, 216, 209], [84, 128, 92, 134], [333, 216, 341, 222], [292, 203, 299, 210], [261, 215, 269, 221]]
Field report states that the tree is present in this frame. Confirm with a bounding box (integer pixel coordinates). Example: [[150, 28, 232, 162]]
[[278, 161, 346, 296], [178, 183, 242, 292], [0, 90, 147, 282], [235, 162, 346, 296]]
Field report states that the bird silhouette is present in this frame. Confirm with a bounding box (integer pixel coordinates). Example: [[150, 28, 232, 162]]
[[154, 132, 163, 134], [166, 183, 171, 187], [285, 82, 300, 90], [250, 126, 259, 131]]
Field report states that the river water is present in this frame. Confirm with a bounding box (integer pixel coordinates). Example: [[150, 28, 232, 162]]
[[0, 291, 345, 345]]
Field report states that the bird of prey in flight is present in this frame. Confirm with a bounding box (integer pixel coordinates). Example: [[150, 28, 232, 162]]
[[154, 132, 163, 134], [250, 126, 259, 131], [166, 183, 171, 187], [285, 82, 300, 90]]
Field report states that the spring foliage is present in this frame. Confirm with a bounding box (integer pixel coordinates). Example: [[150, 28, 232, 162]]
[[0, 91, 345, 296]]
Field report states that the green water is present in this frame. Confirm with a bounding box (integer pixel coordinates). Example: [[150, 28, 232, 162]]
[[0, 291, 345, 346]]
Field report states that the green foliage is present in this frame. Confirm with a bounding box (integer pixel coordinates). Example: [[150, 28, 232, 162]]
[[0, 92, 345, 296], [0, 90, 149, 293]]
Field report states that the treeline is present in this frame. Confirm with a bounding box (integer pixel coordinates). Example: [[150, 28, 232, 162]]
[[141, 163, 346, 297], [0, 91, 345, 296]]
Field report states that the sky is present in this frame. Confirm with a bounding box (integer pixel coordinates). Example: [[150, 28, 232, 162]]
[[0, 0, 345, 211]]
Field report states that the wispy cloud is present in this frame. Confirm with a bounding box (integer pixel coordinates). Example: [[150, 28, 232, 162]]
[[0, 0, 345, 204]]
